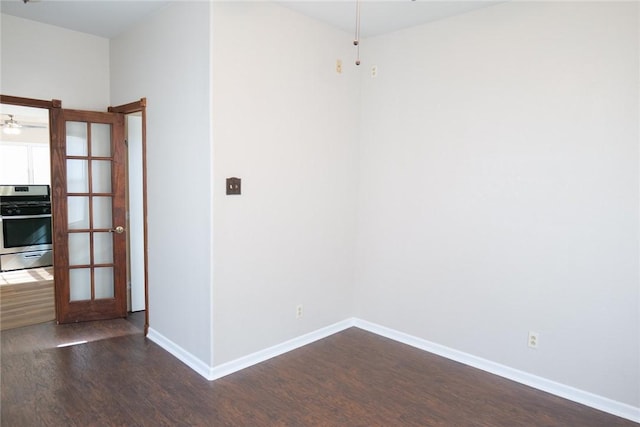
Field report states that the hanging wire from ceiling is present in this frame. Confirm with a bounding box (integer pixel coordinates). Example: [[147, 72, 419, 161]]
[[353, 0, 361, 65]]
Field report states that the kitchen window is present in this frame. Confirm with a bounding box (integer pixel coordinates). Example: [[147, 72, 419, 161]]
[[0, 142, 50, 185]]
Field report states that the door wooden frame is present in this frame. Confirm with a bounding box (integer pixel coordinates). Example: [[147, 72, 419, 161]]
[[1, 94, 150, 335], [109, 99, 149, 336], [0, 95, 62, 110]]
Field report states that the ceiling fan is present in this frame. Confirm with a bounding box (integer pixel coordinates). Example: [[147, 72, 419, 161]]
[[1, 114, 48, 135]]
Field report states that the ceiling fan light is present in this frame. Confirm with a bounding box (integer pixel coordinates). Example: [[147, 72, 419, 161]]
[[2, 115, 24, 135], [3, 126, 21, 135]]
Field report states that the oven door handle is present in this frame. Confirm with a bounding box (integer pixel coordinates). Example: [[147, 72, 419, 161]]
[[1, 214, 52, 220], [23, 252, 46, 259]]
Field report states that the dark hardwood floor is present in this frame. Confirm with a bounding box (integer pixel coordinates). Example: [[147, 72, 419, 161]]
[[1, 315, 637, 426]]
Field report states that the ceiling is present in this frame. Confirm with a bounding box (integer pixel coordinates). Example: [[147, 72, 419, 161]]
[[277, 1, 502, 37], [0, 0, 502, 39], [0, 0, 171, 39]]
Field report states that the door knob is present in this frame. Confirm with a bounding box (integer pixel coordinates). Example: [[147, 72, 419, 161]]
[[113, 226, 125, 234]]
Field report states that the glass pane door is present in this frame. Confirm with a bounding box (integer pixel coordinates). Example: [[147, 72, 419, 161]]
[[52, 108, 126, 323]]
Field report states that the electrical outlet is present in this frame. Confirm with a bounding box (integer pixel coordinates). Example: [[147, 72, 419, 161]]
[[336, 59, 343, 74], [296, 304, 303, 319], [528, 331, 539, 349], [371, 65, 377, 78]]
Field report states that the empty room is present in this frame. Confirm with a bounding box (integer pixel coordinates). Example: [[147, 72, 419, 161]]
[[1, 0, 638, 425]]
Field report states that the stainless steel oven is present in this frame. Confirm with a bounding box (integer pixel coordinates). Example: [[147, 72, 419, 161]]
[[0, 185, 53, 272]]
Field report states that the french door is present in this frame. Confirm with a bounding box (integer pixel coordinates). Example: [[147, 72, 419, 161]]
[[51, 108, 127, 323]]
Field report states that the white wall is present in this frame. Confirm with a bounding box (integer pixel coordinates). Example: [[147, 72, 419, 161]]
[[0, 14, 109, 110], [355, 1, 639, 407], [110, 2, 212, 365], [211, 2, 360, 364]]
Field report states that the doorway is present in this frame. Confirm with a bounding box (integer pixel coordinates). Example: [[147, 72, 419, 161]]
[[0, 102, 54, 330], [0, 95, 148, 333]]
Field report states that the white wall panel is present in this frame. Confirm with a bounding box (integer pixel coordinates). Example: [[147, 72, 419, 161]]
[[211, 1, 360, 364], [110, 2, 212, 365], [1, 14, 109, 110], [355, 1, 639, 407]]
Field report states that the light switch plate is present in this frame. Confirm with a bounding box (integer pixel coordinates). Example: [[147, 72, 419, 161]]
[[226, 177, 241, 195]]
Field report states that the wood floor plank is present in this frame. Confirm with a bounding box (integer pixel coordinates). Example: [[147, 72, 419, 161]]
[[0, 267, 55, 330], [1, 316, 637, 426]]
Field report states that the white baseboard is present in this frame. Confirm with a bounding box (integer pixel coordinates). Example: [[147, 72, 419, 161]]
[[209, 318, 355, 380], [147, 327, 212, 380], [353, 318, 640, 424], [148, 319, 639, 423], [147, 319, 356, 381]]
